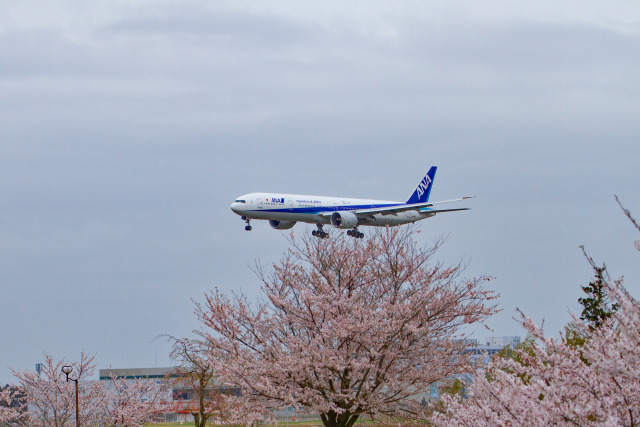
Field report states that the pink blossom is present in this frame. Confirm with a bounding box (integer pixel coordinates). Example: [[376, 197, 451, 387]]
[[434, 279, 640, 426], [10, 352, 165, 426], [196, 227, 498, 427]]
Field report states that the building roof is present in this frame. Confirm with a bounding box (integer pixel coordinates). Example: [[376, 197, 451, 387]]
[[99, 367, 181, 380]]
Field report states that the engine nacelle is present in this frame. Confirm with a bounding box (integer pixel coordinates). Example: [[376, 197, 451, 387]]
[[269, 220, 296, 230], [330, 211, 358, 229]]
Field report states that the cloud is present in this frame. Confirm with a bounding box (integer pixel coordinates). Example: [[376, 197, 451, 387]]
[[1, 0, 639, 383]]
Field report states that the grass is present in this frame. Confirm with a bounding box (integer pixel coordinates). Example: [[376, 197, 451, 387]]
[[145, 421, 422, 427], [146, 422, 323, 427]]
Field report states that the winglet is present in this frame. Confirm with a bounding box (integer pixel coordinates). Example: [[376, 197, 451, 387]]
[[406, 166, 437, 204]]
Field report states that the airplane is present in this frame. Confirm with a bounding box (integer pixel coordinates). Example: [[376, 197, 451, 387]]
[[230, 166, 473, 238]]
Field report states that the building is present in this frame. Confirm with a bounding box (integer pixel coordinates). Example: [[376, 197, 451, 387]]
[[461, 336, 521, 357], [485, 336, 521, 348], [99, 367, 180, 382], [425, 336, 522, 401], [99, 367, 178, 422], [99, 366, 241, 423]]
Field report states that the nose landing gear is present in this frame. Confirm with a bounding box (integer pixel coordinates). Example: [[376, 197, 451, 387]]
[[312, 224, 328, 238], [244, 218, 252, 231], [347, 228, 364, 239]]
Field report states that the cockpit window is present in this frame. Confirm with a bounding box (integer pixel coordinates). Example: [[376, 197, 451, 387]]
[[235, 199, 246, 203]]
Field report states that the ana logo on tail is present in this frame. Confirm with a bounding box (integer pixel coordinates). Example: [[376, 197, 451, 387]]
[[416, 175, 432, 200]]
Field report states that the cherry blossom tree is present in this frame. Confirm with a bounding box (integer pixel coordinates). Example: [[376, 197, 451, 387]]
[[196, 227, 498, 427], [616, 195, 640, 251], [12, 352, 105, 427], [434, 280, 640, 426], [11, 352, 165, 427], [433, 200, 640, 427], [101, 373, 167, 427], [167, 337, 230, 427], [0, 385, 26, 426]]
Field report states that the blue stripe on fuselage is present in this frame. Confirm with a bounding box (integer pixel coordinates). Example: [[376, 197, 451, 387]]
[[249, 203, 400, 215]]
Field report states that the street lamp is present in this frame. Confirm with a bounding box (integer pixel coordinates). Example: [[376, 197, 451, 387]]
[[62, 365, 80, 427]]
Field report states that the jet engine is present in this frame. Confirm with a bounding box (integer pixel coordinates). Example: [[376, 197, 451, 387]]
[[330, 211, 358, 229], [269, 220, 296, 230]]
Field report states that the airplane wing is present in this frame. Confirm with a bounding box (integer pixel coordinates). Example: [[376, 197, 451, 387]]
[[350, 196, 474, 217], [319, 196, 474, 218]]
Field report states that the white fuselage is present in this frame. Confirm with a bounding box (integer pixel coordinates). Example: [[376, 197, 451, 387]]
[[230, 192, 435, 227]]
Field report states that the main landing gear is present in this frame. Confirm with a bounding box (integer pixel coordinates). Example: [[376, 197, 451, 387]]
[[243, 217, 252, 231], [347, 228, 364, 239], [312, 224, 328, 238]]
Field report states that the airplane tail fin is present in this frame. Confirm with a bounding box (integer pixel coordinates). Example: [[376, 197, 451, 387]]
[[406, 166, 437, 204]]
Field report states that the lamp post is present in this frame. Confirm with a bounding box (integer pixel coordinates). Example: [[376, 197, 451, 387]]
[[62, 365, 80, 427]]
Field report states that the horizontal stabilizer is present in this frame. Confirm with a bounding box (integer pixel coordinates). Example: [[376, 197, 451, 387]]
[[419, 207, 470, 214]]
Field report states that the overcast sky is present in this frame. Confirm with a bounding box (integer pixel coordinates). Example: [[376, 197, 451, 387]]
[[1, 0, 639, 384]]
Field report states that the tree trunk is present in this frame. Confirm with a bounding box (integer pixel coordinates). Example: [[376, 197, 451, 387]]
[[321, 410, 359, 427], [196, 386, 208, 427], [194, 411, 209, 427]]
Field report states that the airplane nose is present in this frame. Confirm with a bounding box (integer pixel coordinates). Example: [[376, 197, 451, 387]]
[[231, 202, 245, 214]]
